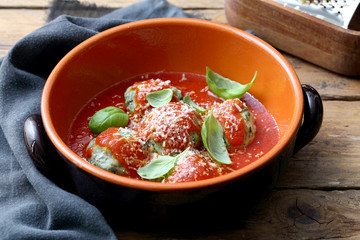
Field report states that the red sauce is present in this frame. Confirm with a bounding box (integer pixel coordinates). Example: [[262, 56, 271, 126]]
[[68, 72, 280, 181]]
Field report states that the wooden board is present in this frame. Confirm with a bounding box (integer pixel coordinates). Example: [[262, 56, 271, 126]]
[[224, 0, 360, 76]]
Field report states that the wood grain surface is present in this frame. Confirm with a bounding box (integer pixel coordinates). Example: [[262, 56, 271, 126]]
[[1, 0, 360, 239]]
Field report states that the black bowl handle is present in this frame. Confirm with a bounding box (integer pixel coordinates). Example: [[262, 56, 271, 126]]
[[23, 114, 74, 191], [293, 84, 323, 154]]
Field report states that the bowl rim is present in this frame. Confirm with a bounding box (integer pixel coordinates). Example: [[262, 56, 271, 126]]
[[41, 18, 303, 192]]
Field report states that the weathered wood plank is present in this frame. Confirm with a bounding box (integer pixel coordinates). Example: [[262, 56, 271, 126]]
[[0, 0, 224, 9], [283, 53, 360, 100], [0, 9, 47, 52], [0, 0, 47, 8], [227, 189, 360, 239], [188, 9, 227, 24], [0, 49, 9, 57], [114, 189, 360, 239], [278, 100, 360, 189]]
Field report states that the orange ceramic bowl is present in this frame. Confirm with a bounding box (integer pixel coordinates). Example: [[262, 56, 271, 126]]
[[40, 18, 322, 222]]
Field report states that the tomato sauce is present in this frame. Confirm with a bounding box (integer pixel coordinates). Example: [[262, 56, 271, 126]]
[[67, 72, 280, 180]]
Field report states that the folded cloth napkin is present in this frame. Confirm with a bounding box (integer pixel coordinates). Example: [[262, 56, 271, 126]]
[[0, 0, 188, 239]]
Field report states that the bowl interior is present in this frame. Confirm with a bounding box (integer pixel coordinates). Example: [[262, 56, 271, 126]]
[[42, 18, 302, 191]]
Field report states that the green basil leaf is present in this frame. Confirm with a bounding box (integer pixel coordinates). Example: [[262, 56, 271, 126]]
[[201, 109, 231, 164], [89, 106, 129, 135], [206, 67, 257, 99], [137, 147, 190, 180], [171, 87, 183, 100], [183, 95, 207, 113], [146, 89, 173, 108]]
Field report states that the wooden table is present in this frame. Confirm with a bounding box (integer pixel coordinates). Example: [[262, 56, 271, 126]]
[[2, 0, 360, 239]]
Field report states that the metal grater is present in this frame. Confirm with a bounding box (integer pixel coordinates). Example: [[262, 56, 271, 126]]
[[273, 0, 360, 29]]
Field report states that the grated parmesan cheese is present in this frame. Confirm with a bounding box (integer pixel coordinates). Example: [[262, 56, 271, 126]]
[[139, 102, 202, 154]]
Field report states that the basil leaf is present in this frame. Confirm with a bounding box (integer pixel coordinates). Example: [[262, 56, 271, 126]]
[[146, 89, 173, 108], [89, 106, 129, 135], [171, 87, 183, 100], [201, 109, 231, 164], [183, 95, 207, 113], [206, 67, 257, 99], [137, 147, 190, 180]]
